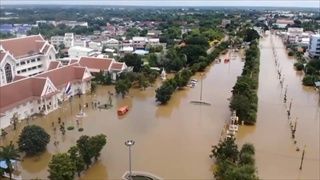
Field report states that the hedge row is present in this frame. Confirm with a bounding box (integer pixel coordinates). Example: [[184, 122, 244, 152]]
[[230, 40, 260, 125]]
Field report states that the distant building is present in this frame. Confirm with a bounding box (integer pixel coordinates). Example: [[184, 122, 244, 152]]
[[103, 38, 120, 49], [78, 56, 127, 80], [132, 37, 148, 49], [0, 35, 57, 86], [308, 34, 320, 59], [68, 46, 96, 59], [274, 19, 294, 29], [286, 28, 304, 44], [64, 33, 74, 48], [56, 21, 88, 28], [88, 41, 102, 51], [50, 36, 64, 47], [221, 19, 231, 28]]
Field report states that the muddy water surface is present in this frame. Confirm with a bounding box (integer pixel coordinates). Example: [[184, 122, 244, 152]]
[[237, 33, 320, 179]]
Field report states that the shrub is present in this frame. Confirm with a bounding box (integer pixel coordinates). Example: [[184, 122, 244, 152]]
[[288, 51, 294, 56], [302, 75, 315, 86], [67, 126, 74, 130], [294, 62, 304, 71]]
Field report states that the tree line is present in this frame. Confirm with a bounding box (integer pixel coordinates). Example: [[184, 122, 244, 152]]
[[155, 38, 229, 104], [230, 30, 260, 125]]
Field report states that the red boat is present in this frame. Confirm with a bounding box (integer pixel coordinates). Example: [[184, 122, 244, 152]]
[[117, 106, 129, 116]]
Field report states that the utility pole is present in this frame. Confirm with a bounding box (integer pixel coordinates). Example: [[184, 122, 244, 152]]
[[299, 145, 306, 170]]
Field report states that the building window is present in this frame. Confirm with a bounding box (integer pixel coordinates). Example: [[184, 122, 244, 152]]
[[27, 60, 30, 64], [4, 63, 13, 83], [21, 69, 27, 73], [49, 55, 52, 60], [20, 61, 26, 65], [31, 59, 36, 62], [37, 65, 42, 68], [16, 63, 19, 66], [37, 58, 41, 61]]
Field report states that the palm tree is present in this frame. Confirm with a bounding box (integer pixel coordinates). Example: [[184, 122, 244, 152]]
[[0, 142, 20, 179]]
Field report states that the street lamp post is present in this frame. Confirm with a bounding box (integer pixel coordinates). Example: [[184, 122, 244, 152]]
[[125, 140, 135, 179]]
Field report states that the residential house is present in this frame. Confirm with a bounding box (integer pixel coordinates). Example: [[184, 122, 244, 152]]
[[103, 38, 120, 50]]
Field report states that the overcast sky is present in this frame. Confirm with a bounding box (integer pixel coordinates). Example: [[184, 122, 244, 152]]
[[1, 0, 319, 8]]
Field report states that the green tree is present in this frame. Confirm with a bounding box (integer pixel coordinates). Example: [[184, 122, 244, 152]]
[[115, 79, 131, 98], [0, 142, 20, 180], [89, 134, 107, 161], [48, 153, 76, 180], [224, 164, 258, 180], [210, 137, 239, 163], [174, 69, 192, 88], [302, 75, 316, 86], [137, 73, 149, 90], [18, 125, 50, 156], [68, 146, 85, 177], [155, 79, 177, 104], [76, 135, 94, 168], [121, 54, 143, 72]]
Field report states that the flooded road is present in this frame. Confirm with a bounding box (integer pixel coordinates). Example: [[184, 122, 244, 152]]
[[237, 33, 320, 179], [1, 52, 244, 179]]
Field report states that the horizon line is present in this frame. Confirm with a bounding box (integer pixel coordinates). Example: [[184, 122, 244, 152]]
[[1, 4, 319, 9]]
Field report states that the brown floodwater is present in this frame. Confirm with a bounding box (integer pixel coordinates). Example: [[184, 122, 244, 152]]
[[237, 32, 320, 179], [0, 51, 244, 179], [2, 33, 318, 180]]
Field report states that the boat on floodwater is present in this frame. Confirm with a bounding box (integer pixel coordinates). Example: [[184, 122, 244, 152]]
[[117, 106, 129, 116]]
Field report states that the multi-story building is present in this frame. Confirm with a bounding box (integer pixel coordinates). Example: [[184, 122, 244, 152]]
[[308, 34, 320, 59], [64, 33, 74, 48], [50, 36, 64, 47], [0, 63, 92, 129], [0, 35, 57, 86], [68, 46, 96, 59], [286, 28, 304, 44]]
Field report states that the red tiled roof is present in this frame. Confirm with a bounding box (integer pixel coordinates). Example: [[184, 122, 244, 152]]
[[70, 59, 79, 64], [79, 57, 113, 71], [41, 44, 51, 54], [47, 61, 61, 70], [276, 19, 294, 25], [111, 62, 124, 70], [0, 77, 47, 113], [0, 35, 46, 59], [13, 75, 27, 81], [37, 64, 88, 89]]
